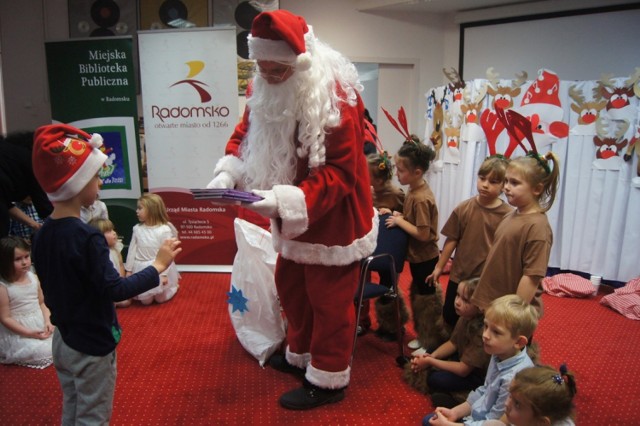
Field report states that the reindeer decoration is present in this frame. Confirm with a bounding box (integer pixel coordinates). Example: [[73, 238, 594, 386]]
[[486, 67, 528, 110], [594, 118, 629, 161], [443, 67, 465, 118], [427, 89, 447, 158], [594, 72, 638, 121], [621, 68, 640, 179], [480, 68, 529, 157], [569, 85, 608, 126]]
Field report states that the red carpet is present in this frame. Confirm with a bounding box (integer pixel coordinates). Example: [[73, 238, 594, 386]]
[[1, 270, 639, 425]]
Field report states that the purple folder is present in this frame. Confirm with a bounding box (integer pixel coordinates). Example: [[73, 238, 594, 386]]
[[190, 188, 263, 203]]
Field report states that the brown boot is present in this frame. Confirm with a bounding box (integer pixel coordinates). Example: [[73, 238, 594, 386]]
[[374, 295, 409, 341], [411, 285, 450, 351]]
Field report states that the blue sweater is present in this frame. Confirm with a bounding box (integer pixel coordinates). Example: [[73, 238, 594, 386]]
[[32, 217, 160, 356]]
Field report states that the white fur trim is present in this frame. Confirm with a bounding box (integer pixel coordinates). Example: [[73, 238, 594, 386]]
[[248, 35, 297, 63], [272, 185, 308, 239], [271, 208, 379, 266], [213, 155, 244, 187], [306, 362, 350, 389], [295, 52, 312, 71], [47, 149, 107, 202], [285, 346, 311, 369]]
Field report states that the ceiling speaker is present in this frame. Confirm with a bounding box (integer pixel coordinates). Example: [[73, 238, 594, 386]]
[[139, 0, 209, 30], [68, 0, 137, 38]]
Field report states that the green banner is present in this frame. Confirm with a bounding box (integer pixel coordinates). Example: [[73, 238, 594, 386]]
[[45, 37, 137, 122], [45, 37, 143, 248]]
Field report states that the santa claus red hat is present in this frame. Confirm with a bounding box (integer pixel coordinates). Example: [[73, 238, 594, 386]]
[[248, 10, 314, 71], [32, 124, 107, 202]]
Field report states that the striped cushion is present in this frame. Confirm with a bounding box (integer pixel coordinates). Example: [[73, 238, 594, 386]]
[[600, 278, 640, 321], [542, 273, 594, 298]]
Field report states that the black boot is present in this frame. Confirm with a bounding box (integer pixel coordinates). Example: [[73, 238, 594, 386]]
[[279, 378, 345, 410], [268, 353, 305, 378]]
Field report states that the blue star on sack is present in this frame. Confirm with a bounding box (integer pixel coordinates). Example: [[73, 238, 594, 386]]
[[227, 285, 249, 314]]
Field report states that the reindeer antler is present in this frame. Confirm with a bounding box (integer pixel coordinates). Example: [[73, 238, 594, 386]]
[[512, 71, 528, 89], [443, 67, 465, 92], [486, 67, 500, 90], [495, 107, 537, 154], [382, 106, 411, 141], [625, 67, 640, 87], [568, 85, 585, 105]]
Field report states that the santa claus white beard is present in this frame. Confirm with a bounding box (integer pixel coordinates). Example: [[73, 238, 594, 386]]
[[240, 74, 301, 190]]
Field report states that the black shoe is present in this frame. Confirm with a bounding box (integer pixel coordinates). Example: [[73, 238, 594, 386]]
[[374, 329, 397, 342], [430, 392, 457, 409], [268, 354, 305, 378], [357, 325, 369, 336], [279, 379, 345, 410]]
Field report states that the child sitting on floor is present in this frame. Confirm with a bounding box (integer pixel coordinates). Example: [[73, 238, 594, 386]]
[[423, 294, 538, 426], [405, 278, 489, 408], [483, 364, 577, 426], [0, 236, 53, 368]]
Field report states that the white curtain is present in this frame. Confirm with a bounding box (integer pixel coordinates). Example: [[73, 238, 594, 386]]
[[425, 74, 639, 283]]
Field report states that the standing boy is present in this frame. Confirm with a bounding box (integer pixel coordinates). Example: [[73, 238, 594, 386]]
[[424, 295, 538, 426], [31, 124, 181, 425]]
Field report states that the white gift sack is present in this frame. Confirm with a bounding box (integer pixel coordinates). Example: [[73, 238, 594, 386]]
[[228, 218, 285, 366]]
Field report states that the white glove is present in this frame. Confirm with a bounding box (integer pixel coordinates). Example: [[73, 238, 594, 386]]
[[244, 189, 279, 218], [206, 171, 235, 189]]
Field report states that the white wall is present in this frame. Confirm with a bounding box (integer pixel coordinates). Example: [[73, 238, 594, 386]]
[[282, 0, 447, 153]]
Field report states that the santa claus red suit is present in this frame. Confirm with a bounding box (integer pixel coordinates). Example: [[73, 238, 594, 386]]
[[207, 10, 377, 409]]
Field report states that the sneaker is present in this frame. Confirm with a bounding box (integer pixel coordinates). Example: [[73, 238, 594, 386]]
[[268, 354, 305, 378], [411, 347, 427, 356], [408, 339, 422, 349], [356, 325, 369, 336], [279, 379, 345, 410]]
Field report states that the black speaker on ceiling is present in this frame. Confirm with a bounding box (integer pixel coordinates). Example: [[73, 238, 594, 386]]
[[212, 0, 279, 60], [139, 0, 209, 30], [68, 0, 137, 38]]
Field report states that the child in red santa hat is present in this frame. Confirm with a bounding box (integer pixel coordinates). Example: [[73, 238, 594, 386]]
[[30, 123, 181, 424]]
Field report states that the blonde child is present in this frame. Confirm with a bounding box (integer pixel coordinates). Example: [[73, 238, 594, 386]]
[[80, 194, 108, 223], [483, 365, 577, 426], [90, 218, 130, 308], [385, 136, 445, 353], [0, 236, 53, 368], [125, 193, 180, 305], [424, 295, 538, 426], [472, 152, 560, 317], [368, 152, 405, 214], [31, 124, 181, 424], [428, 156, 512, 328], [406, 278, 489, 407], [359, 152, 408, 338]]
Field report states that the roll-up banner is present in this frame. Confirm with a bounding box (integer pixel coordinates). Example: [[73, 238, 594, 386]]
[[138, 27, 239, 271]]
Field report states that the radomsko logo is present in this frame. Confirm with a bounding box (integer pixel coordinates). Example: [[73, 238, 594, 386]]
[[170, 61, 211, 103]]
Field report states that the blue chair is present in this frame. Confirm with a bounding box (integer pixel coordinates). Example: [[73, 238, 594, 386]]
[[352, 213, 409, 367]]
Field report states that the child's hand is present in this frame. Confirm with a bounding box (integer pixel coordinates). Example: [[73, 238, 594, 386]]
[[410, 353, 432, 372], [429, 407, 456, 425], [385, 211, 404, 228], [378, 207, 392, 215], [152, 238, 182, 274], [427, 266, 441, 285]]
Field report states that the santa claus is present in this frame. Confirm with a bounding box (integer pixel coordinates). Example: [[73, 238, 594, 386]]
[[207, 10, 377, 410]]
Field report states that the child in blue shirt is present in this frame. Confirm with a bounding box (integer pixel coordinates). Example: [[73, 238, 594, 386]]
[[424, 294, 538, 426], [31, 124, 181, 425]]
